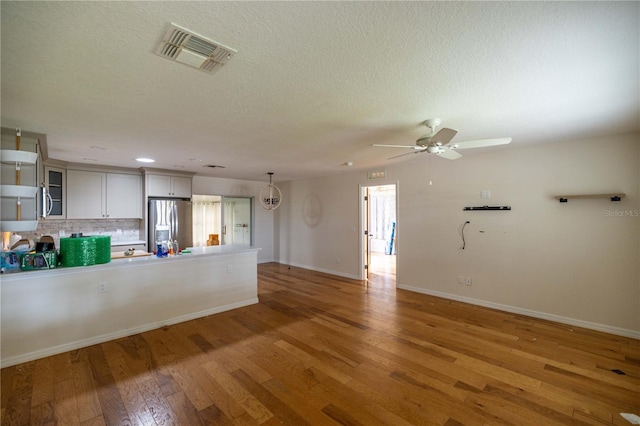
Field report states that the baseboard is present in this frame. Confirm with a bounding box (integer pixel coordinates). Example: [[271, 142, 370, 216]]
[[278, 260, 361, 280], [397, 285, 640, 339], [0, 298, 259, 368]]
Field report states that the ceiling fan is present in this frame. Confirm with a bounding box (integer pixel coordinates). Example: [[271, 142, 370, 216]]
[[373, 118, 511, 160]]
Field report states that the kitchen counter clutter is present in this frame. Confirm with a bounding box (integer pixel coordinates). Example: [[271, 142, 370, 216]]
[[1, 245, 260, 367]]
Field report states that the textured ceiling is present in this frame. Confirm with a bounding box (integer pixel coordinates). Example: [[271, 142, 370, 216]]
[[1, 1, 638, 182]]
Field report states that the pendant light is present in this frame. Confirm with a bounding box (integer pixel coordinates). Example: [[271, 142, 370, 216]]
[[259, 172, 282, 211]]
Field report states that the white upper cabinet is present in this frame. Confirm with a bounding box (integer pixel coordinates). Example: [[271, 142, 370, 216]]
[[146, 174, 191, 198], [66, 170, 105, 219], [67, 170, 142, 219], [106, 173, 142, 218]]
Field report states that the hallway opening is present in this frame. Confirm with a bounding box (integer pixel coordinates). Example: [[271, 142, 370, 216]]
[[361, 183, 397, 285]]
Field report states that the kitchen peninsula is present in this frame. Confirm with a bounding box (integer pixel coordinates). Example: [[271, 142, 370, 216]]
[[0, 245, 260, 367]]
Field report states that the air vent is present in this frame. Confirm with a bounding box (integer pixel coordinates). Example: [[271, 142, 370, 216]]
[[156, 23, 236, 74], [205, 164, 226, 169]]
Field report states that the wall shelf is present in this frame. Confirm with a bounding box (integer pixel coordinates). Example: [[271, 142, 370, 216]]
[[0, 149, 38, 164], [0, 185, 38, 198], [555, 193, 625, 203], [1, 220, 39, 232], [463, 206, 511, 211], [1, 129, 41, 232]]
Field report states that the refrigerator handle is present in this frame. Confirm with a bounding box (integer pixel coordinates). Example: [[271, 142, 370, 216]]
[[171, 203, 176, 241], [173, 203, 179, 241]]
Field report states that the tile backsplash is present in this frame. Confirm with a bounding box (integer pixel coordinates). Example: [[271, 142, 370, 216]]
[[16, 219, 143, 249]]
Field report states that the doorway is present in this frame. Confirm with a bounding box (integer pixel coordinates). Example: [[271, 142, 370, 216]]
[[360, 183, 397, 284], [192, 195, 253, 247]]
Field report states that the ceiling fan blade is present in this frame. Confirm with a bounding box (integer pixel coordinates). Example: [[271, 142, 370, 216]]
[[430, 127, 458, 146], [451, 137, 512, 150], [373, 144, 423, 149], [388, 149, 426, 160], [436, 148, 462, 160]]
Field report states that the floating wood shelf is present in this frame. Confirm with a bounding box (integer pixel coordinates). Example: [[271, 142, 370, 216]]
[[555, 193, 625, 203], [463, 206, 511, 211]]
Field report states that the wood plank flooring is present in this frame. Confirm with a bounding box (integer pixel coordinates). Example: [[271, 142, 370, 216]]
[[2, 262, 639, 425]]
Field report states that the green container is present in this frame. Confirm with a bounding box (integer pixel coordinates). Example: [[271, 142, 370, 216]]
[[60, 236, 97, 267], [94, 235, 111, 264]]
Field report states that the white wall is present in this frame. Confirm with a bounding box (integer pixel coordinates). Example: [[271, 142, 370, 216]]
[[192, 176, 275, 263], [276, 175, 363, 278], [276, 133, 640, 336]]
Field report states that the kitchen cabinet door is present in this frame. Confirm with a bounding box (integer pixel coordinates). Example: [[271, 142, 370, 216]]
[[44, 166, 66, 218], [171, 176, 192, 198], [106, 173, 142, 218], [67, 170, 142, 219], [147, 174, 172, 196], [147, 174, 191, 197], [66, 170, 105, 219]]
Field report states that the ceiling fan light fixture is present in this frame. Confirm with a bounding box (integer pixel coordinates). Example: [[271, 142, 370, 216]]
[[416, 136, 431, 146], [374, 118, 511, 161]]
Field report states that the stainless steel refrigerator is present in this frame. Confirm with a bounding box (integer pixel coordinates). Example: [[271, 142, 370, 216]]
[[148, 198, 192, 250]]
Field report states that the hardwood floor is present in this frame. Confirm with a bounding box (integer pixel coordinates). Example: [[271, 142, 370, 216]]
[[2, 262, 639, 425]]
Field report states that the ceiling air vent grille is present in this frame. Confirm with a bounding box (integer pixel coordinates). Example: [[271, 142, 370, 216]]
[[156, 23, 236, 74]]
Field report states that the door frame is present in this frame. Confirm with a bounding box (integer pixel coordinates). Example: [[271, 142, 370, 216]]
[[358, 181, 398, 281]]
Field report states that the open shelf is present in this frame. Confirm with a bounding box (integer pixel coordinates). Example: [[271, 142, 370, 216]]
[[463, 206, 511, 211], [555, 193, 625, 203], [0, 185, 38, 198], [1, 220, 39, 232], [0, 149, 38, 164]]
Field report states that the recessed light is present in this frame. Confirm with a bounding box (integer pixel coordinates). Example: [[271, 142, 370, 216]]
[[135, 157, 155, 163]]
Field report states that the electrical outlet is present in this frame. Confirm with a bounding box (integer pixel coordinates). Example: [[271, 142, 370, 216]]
[[458, 275, 465, 285], [465, 277, 472, 286], [98, 282, 108, 293], [227, 264, 233, 273], [59, 230, 66, 237]]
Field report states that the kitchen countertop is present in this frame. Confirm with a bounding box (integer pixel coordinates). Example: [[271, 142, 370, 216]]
[[111, 250, 151, 260], [110, 239, 146, 247], [1, 245, 261, 280]]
